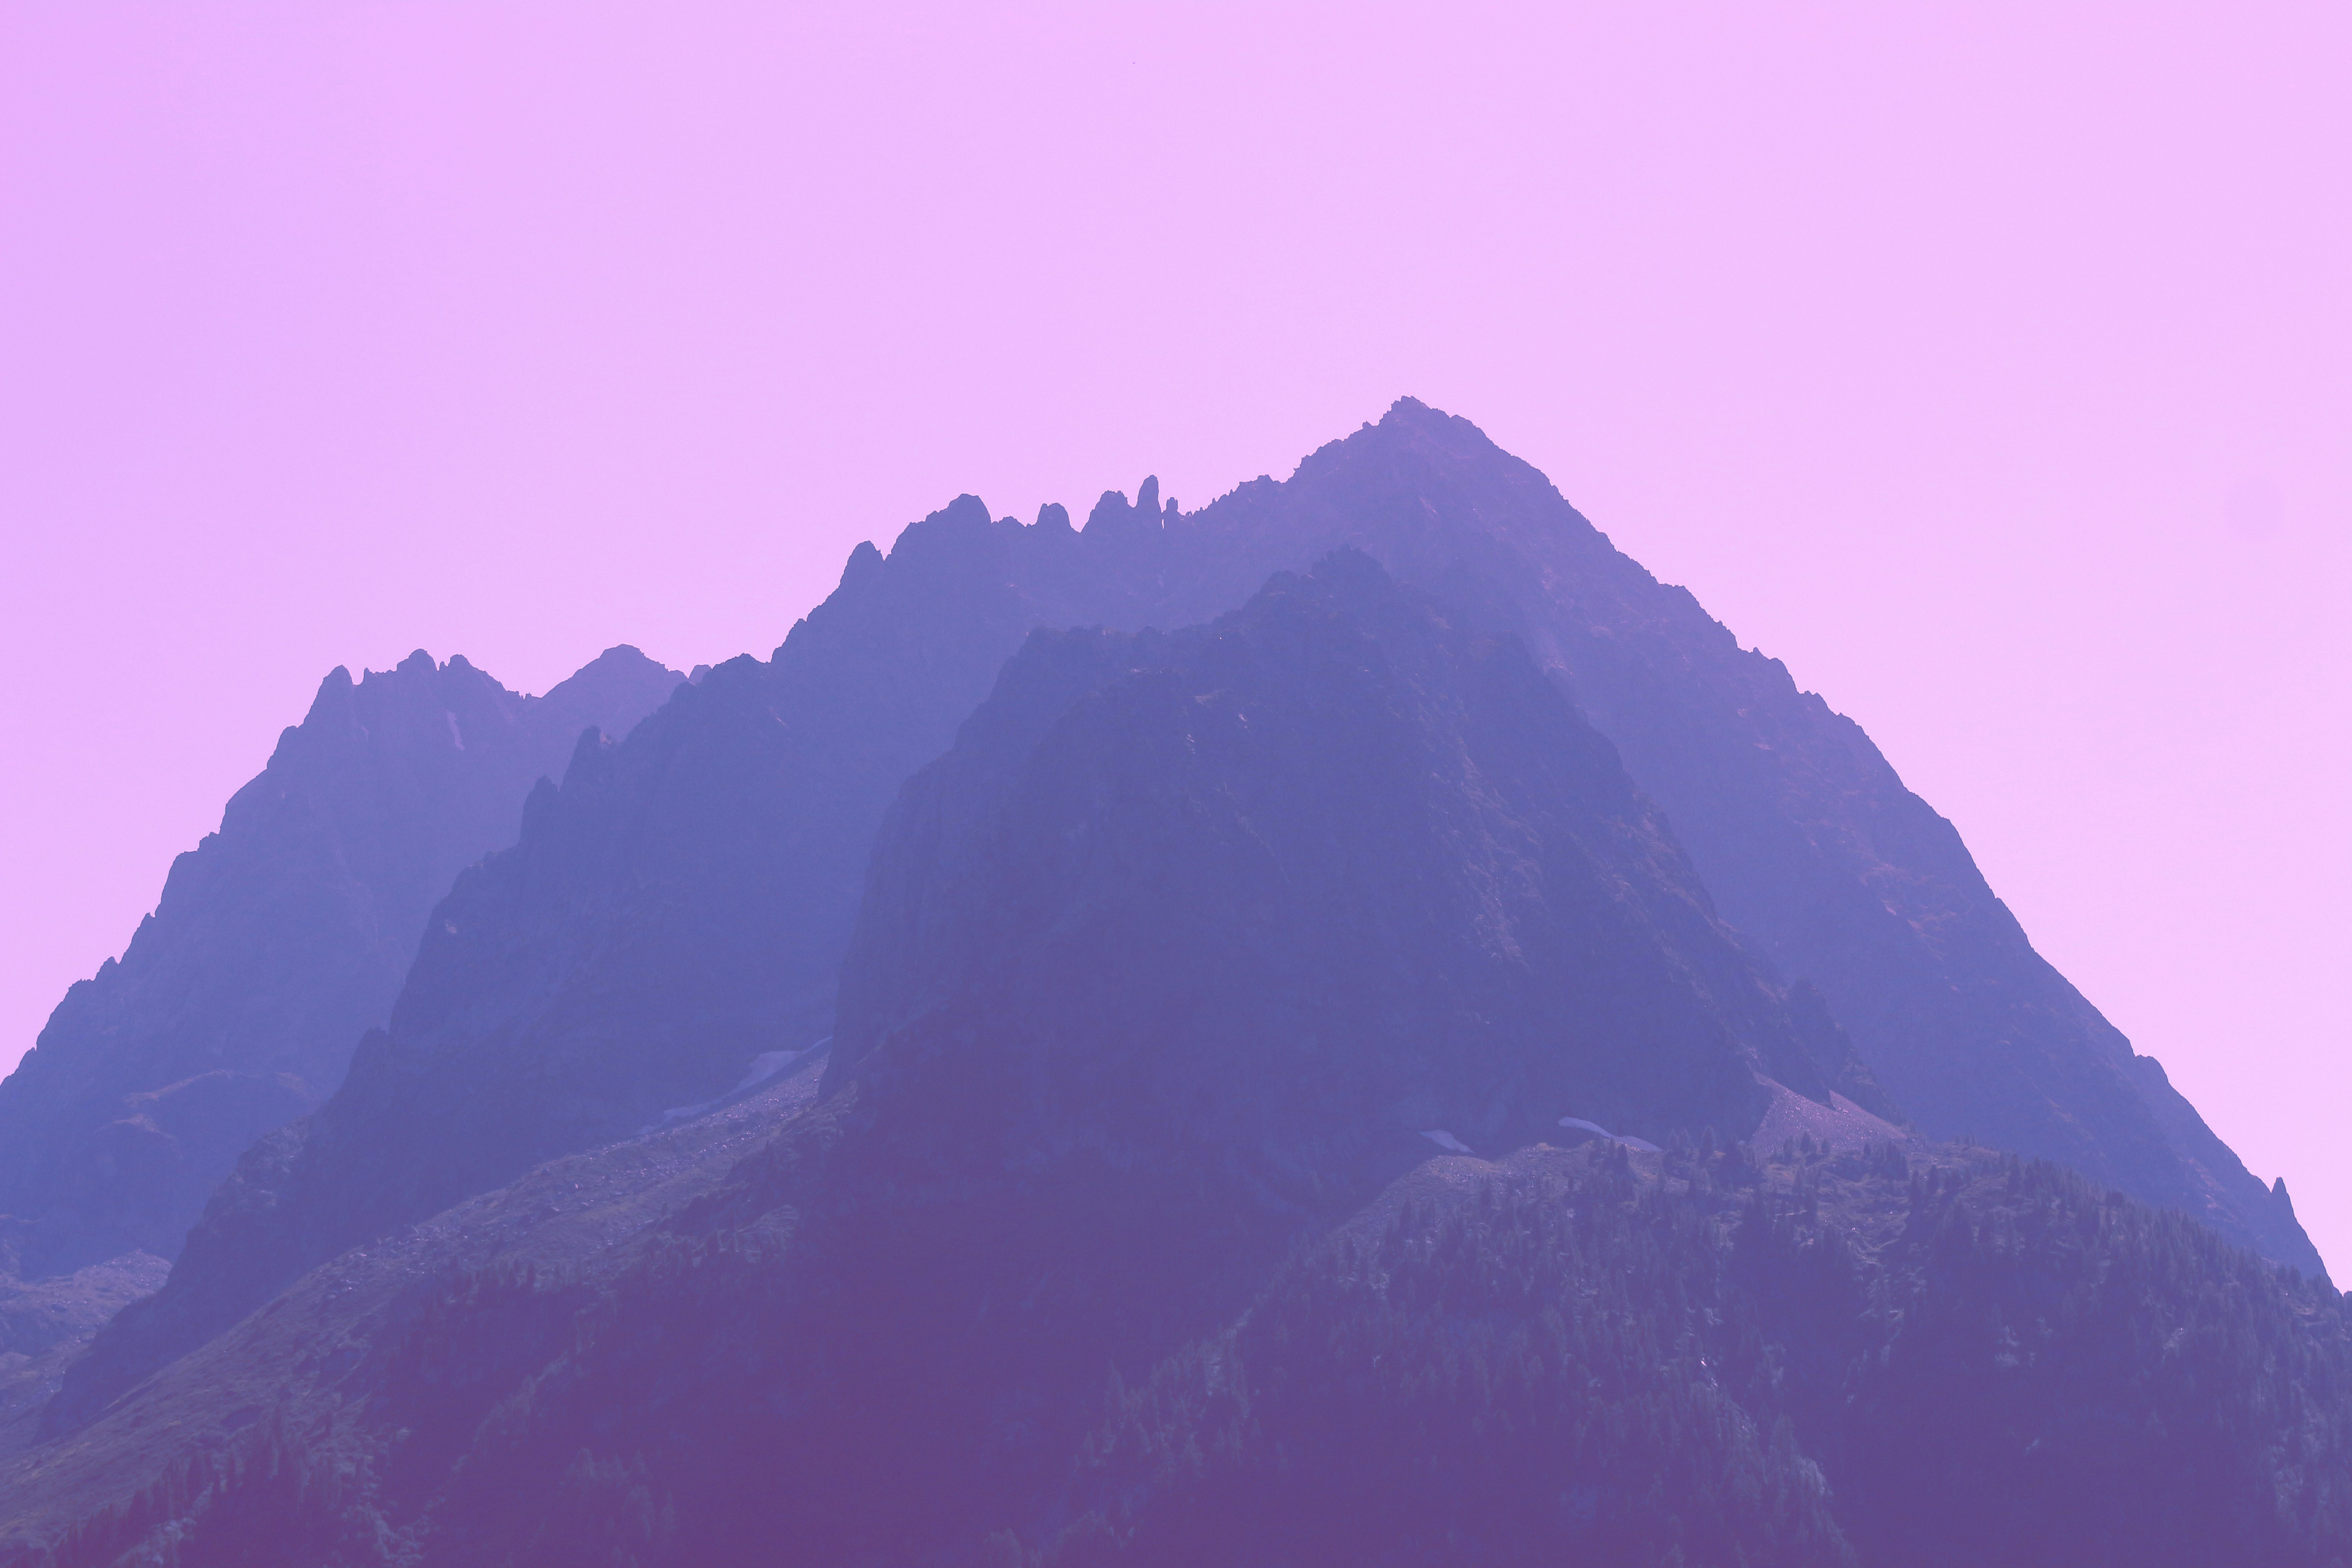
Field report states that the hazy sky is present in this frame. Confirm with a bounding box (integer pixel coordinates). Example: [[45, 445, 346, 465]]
[[3, 5, 2346, 1264]]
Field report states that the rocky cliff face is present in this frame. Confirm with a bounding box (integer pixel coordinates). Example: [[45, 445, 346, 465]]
[[0, 647, 681, 1279], [1057, 401, 2314, 1273]]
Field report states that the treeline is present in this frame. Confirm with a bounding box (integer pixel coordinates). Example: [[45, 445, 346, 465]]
[[1034, 1141, 2352, 1568], [12, 1421, 369, 1568], [9, 1260, 606, 1568], [15, 1143, 2351, 1567]]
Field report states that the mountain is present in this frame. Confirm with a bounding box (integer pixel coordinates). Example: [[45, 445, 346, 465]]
[[46, 400, 2317, 1442], [3, 558, 2341, 1568], [0, 647, 681, 1282], [1073, 402, 2314, 1273]]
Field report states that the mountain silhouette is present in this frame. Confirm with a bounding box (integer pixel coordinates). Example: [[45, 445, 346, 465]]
[[8, 403, 2336, 1568]]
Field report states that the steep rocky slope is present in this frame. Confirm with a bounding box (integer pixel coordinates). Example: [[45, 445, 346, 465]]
[[1090, 400, 2313, 1272], [0, 647, 681, 1279]]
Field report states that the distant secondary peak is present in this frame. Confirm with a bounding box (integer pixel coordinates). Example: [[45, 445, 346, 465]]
[[577, 644, 659, 674], [1084, 489, 1131, 533], [927, 494, 992, 531], [300, 666, 358, 727]]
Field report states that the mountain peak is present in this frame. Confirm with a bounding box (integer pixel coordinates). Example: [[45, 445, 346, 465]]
[[0, 642, 682, 1286], [1083, 477, 1172, 537]]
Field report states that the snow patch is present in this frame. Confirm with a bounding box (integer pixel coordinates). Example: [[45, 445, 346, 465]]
[[727, 1049, 802, 1098], [1558, 1117, 1661, 1153], [444, 711, 466, 750], [657, 1037, 833, 1126]]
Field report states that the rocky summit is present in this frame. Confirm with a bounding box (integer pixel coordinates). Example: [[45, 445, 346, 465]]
[[0, 404, 2338, 1567]]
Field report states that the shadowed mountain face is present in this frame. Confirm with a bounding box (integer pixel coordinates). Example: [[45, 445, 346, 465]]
[[828, 552, 1873, 1154], [0, 648, 681, 1279], [44, 399, 2313, 1441]]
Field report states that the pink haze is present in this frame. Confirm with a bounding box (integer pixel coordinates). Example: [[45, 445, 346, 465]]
[[2, 7, 2347, 1260]]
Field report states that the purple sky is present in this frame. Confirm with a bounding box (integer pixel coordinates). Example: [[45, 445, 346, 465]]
[[4, 5, 2346, 1264]]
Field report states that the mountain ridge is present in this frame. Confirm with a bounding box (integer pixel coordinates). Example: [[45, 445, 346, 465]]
[[0, 644, 681, 1283]]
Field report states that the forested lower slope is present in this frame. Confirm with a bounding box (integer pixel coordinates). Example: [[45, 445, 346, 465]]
[[16, 1138, 2345, 1568], [1047, 1139, 2351, 1568]]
